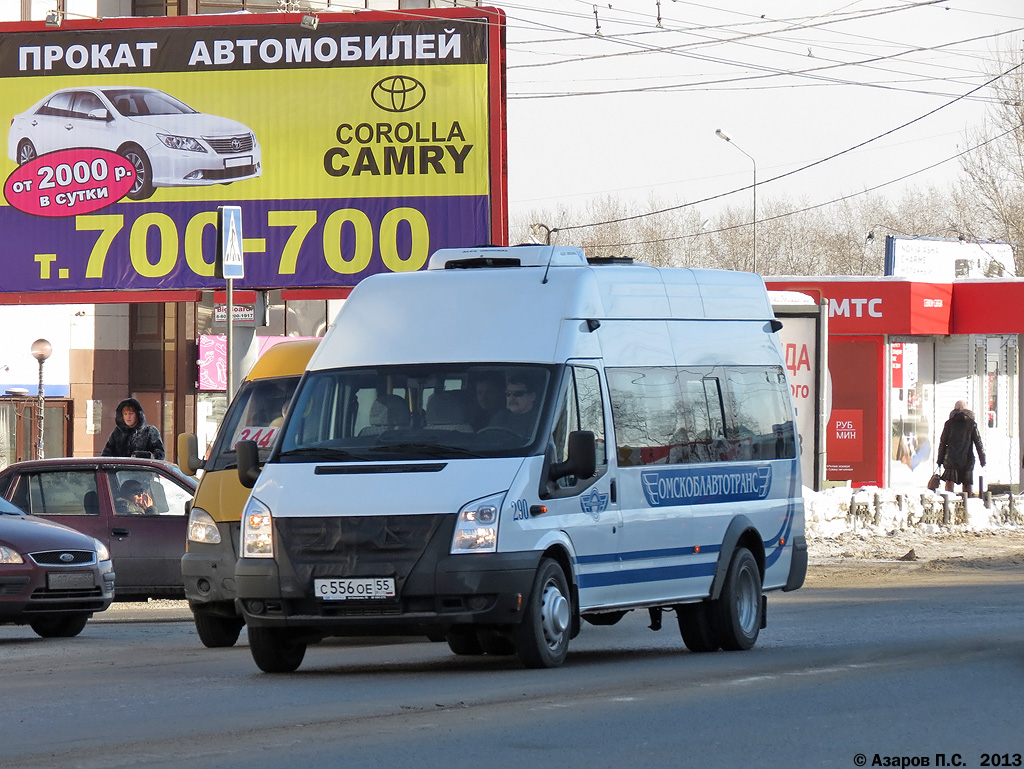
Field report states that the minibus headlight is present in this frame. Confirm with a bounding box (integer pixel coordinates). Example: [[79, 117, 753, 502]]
[[187, 506, 221, 545], [242, 498, 274, 558], [451, 493, 504, 554]]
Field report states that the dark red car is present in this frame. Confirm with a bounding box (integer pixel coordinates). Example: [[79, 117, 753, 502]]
[[0, 495, 114, 637], [0, 457, 197, 599]]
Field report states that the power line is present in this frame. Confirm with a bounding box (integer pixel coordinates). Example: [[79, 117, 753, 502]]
[[579, 124, 1016, 249], [550, 58, 1024, 233], [506, 24, 1022, 103]]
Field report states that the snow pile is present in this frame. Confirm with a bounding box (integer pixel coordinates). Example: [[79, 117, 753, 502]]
[[803, 485, 1023, 539]]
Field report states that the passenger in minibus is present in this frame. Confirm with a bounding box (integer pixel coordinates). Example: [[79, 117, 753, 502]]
[[488, 372, 541, 437], [468, 371, 506, 430]]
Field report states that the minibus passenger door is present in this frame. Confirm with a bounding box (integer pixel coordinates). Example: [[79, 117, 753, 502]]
[[543, 365, 622, 610]]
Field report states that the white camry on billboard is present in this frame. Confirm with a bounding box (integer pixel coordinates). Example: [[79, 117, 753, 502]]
[[8, 85, 261, 200]]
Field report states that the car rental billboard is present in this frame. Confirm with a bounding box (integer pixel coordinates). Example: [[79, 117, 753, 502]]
[[0, 8, 507, 296]]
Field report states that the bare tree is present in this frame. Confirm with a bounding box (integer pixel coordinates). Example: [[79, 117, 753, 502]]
[[958, 42, 1024, 272], [508, 176, 973, 278]]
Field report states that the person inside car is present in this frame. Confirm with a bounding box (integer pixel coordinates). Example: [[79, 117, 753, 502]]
[[115, 479, 157, 516], [487, 371, 542, 438]]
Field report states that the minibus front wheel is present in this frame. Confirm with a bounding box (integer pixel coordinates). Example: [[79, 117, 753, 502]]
[[194, 612, 245, 648], [248, 626, 308, 673], [446, 628, 484, 655], [514, 558, 572, 668]]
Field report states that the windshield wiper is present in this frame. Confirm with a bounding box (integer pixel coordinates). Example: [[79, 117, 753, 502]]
[[371, 442, 483, 459]]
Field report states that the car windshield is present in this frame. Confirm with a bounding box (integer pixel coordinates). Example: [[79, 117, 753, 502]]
[[102, 89, 196, 117], [277, 364, 554, 462], [206, 376, 302, 472]]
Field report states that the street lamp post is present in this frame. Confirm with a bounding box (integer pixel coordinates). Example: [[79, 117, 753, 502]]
[[30, 339, 52, 460], [715, 128, 757, 273], [530, 223, 557, 245]]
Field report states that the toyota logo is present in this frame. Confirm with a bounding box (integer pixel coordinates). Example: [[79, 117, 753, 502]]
[[59, 552, 75, 563], [371, 76, 426, 113], [230, 138, 242, 151]]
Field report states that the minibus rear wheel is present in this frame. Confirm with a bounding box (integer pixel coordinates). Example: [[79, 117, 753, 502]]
[[675, 602, 720, 653], [247, 626, 307, 673], [711, 548, 762, 651], [514, 558, 572, 668]]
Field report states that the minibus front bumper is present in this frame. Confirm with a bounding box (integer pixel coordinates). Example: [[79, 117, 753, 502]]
[[181, 521, 241, 616], [235, 549, 543, 635]]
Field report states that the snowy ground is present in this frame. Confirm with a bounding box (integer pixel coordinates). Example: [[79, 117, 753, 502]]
[[804, 485, 1024, 585]]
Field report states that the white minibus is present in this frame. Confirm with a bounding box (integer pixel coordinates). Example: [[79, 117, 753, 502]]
[[234, 245, 807, 672]]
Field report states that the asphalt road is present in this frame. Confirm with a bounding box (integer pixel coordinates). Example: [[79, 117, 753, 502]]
[[2, 563, 1022, 769]]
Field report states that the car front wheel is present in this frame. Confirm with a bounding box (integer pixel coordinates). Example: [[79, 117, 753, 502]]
[[30, 614, 89, 638]]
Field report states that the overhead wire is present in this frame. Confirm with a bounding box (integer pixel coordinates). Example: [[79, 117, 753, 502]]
[[385, 2, 1024, 239], [505, 17, 1022, 103], [548, 57, 1024, 233], [581, 123, 1019, 249]]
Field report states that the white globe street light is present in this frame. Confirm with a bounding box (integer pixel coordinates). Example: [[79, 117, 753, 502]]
[[30, 339, 52, 460]]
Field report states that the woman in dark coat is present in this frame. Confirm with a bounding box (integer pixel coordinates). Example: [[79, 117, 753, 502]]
[[101, 398, 165, 460], [937, 400, 985, 496]]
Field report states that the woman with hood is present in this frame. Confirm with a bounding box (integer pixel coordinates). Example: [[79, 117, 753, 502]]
[[937, 400, 985, 496], [101, 397, 165, 460]]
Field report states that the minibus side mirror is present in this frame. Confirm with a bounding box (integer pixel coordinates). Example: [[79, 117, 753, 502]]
[[237, 439, 261, 489], [549, 430, 597, 483], [177, 433, 204, 476]]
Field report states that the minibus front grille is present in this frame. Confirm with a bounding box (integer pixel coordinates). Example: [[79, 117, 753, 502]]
[[318, 603, 405, 617], [277, 514, 451, 589]]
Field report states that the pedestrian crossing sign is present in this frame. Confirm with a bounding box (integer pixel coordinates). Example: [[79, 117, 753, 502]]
[[216, 206, 244, 280]]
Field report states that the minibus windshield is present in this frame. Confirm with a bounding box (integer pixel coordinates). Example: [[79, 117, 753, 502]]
[[277, 364, 554, 461], [205, 376, 300, 472]]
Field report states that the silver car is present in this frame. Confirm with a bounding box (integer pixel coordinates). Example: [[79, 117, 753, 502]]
[[8, 86, 262, 200]]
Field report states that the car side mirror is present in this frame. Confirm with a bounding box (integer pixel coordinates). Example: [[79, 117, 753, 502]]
[[176, 433, 204, 476], [88, 108, 111, 120], [236, 439, 261, 489], [548, 430, 597, 483]]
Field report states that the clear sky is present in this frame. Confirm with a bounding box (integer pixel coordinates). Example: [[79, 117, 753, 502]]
[[495, 0, 1024, 226]]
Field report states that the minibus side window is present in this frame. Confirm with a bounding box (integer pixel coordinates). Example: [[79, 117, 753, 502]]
[[674, 371, 716, 463], [722, 366, 796, 460], [549, 365, 606, 490], [608, 365, 796, 466], [606, 367, 681, 466], [574, 367, 606, 466], [701, 376, 728, 461]]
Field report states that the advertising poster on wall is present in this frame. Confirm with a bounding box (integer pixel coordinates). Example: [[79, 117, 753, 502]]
[[0, 9, 506, 297], [777, 314, 823, 489], [826, 336, 884, 485]]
